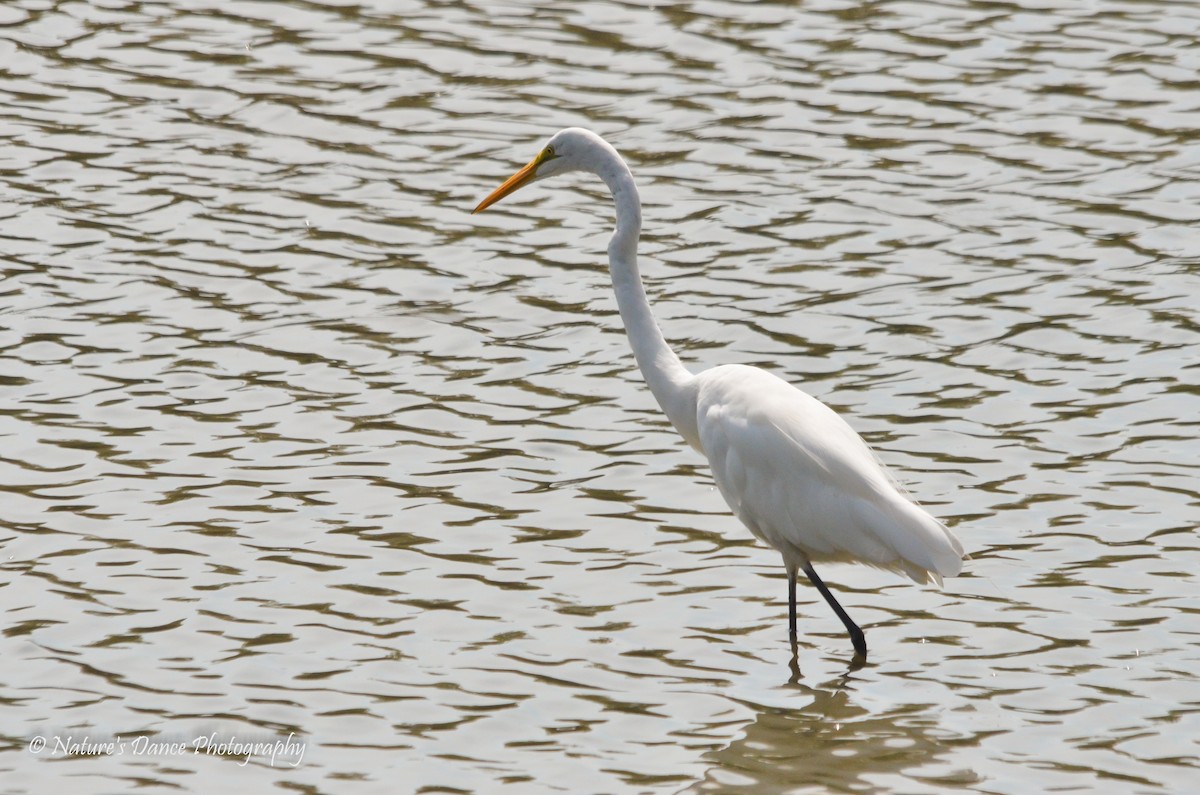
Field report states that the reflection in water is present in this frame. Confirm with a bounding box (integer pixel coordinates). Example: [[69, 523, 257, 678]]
[[1, 0, 1198, 792], [686, 676, 978, 794]]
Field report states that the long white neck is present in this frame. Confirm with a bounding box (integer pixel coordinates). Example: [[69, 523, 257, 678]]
[[589, 142, 700, 450]]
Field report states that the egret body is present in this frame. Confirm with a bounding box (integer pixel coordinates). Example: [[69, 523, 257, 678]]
[[474, 128, 965, 660]]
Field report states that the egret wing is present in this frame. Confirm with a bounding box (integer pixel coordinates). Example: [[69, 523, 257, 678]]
[[695, 365, 963, 583]]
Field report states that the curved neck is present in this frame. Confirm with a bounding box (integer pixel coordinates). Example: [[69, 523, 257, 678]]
[[593, 148, 699, 450]]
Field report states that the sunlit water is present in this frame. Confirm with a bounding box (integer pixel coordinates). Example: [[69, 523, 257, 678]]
[[1, 0, 1197, 792]]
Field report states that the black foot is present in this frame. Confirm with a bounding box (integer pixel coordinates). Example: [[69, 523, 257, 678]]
[[850, 626, 867, 661]]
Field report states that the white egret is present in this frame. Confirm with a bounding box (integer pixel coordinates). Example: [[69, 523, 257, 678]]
[[474, 128, 964, 660]]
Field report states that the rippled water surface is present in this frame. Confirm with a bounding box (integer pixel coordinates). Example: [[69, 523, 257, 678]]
[[2, 0, 1198, 792]]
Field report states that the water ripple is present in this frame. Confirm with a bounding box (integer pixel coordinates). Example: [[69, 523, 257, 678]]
[[1, 0, 1197, 792]]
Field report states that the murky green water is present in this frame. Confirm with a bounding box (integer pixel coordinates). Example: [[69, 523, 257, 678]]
[[2, 0, 1197, 792]]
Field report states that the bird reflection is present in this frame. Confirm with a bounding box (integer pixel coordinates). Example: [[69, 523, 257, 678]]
[[786, 636, 864, 684], [681, 671, 968, 794]]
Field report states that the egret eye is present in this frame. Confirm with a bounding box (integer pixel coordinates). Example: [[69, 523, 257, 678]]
[[544, 145, 555, 158]]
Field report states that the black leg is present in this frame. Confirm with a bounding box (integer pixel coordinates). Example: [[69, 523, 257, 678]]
[[802, 562, 867, 660], [788, 570, 798, 639]]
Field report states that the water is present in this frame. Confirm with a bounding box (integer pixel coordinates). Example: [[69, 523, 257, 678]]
[[2, 0, 1197, 792]]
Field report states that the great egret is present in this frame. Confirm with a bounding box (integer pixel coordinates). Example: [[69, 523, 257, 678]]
[[473, 128, 965, 660]]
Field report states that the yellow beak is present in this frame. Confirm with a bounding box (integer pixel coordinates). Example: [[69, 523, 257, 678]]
[[473, 149, 552, 214]]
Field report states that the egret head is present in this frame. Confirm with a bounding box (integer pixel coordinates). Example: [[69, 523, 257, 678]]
[[472, 128, 604, 214]]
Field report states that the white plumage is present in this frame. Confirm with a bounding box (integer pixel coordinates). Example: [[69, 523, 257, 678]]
[[696, 364, 963, 585], [475, 128, 965, 660]]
